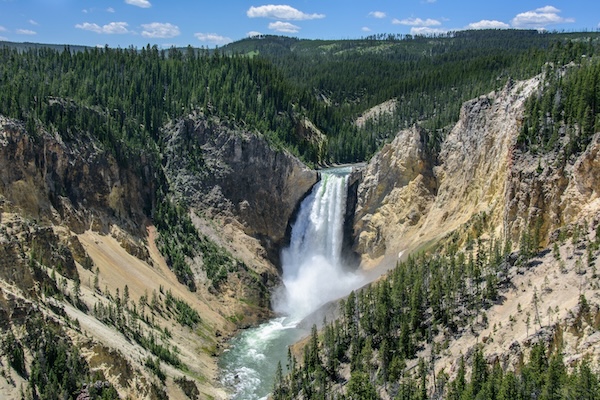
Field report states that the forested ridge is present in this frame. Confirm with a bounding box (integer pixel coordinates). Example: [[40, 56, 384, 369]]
[[2, 30, 600, 166], [519, 56, 600, 158], [0, 44, 328, 165], [224, 30, 600, 159]]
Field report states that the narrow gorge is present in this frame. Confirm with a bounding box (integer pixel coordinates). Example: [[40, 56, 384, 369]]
[[223, 73, 600, 399], [271, 75, 600, 398]]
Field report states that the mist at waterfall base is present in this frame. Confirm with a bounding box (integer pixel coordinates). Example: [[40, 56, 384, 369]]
[[219, 167, 366, 399]]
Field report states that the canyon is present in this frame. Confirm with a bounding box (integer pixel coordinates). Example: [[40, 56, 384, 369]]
[[0, 69, 599, 399]]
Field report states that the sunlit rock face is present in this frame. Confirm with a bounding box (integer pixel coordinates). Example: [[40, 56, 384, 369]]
[[352, 77, 543, 267], [353, 124, 437, 261]]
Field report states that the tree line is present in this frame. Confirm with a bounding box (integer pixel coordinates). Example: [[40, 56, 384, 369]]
[[3, 30, 600, 169], [226, 30, 600, 161], [519, 53, 600, 158]]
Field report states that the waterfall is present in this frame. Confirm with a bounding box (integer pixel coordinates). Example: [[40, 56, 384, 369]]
[[219, 167, 364, 400], [274, 167, 363, 319]]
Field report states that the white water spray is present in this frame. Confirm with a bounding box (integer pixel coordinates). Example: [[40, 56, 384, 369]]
[[220, 167, 365, 399], [274, 168, 364, 319]]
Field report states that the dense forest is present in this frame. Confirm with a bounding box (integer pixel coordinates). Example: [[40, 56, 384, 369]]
[[272, 232, 511, 399], [0, 44, 327, 165], [519, 56, 600, 158], [2, 30, 600, 167], [223, 30, 600, 159]]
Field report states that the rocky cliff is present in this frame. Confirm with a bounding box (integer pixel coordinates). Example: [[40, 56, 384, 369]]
[[162, 115, 318, 263], [0, 116, 153, 236], [351, 75, 600, 393], [355, 74, 600, 267], [506, 131, 600, 246], [354, 77, 545, 267], [353, 124, 437, 263]]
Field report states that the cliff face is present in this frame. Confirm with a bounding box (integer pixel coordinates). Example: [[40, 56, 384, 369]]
[[355, 74, 600, 265], [353, 124, 437, 262], [0, 116, 152, 236], [351, 76, 600, 394], [163, 116, 318, 262], [505, 132, 600, 245], [354, 77, 544, 266]]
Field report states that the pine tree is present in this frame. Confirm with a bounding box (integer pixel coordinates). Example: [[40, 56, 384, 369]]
[[346, 371, 379, 400]]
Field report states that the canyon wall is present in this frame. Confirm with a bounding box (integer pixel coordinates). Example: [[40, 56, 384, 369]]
[[355, 75, 600, 269], [162, 116, 317, 262]]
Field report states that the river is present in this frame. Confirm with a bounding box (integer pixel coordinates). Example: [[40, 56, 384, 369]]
[[218, 167, 366, 400]]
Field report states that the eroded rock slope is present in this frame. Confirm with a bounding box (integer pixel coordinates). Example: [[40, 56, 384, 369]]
[[0, 113, 316, 399]]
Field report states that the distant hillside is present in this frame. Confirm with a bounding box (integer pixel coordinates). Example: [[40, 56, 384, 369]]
[[223, 30, 600, 161], [0, 40, 90, 53], [3, 30, 600, 164]]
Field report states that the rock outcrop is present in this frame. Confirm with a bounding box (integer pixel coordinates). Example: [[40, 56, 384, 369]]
[[506, 131, 600, 244], [423, 77, 541, 243], [163, 115, 318, 261], [353, 124, 436, 262], [0, 116, 153, 236]]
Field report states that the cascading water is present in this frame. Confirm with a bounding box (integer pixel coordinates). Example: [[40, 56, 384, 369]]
[[274, 167, 364, 318], [219, 167, 365, 400]]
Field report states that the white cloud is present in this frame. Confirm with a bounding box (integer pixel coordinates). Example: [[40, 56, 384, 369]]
[[28, 19, 38, 26], [141, 22, 180, 38], [247, 5, 324, 20], [362, 26, 371, 32], [392, 17, 441, 27], [511, 6, 574, 29], [194, 32, 232, 45], [410, 26, 446, 36], [16, 29, 36, 35], [75, 22, 130, 34], [247, 31, 262, 37], [536, 6, 560, 14], [268, 21, 300, 33], [368, 11, 386, 19], [107, 7, 115, 13], [0, 26, 7, 32], [125, 0, 151, 9], [466, 20, 510, 30], [0, 36, 7, 41]]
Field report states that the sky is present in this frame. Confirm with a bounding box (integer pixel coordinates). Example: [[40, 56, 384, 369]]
[[0, 1, 599, 48]]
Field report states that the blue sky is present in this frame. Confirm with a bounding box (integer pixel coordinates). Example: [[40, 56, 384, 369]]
[[0, 1, 599, 48]]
